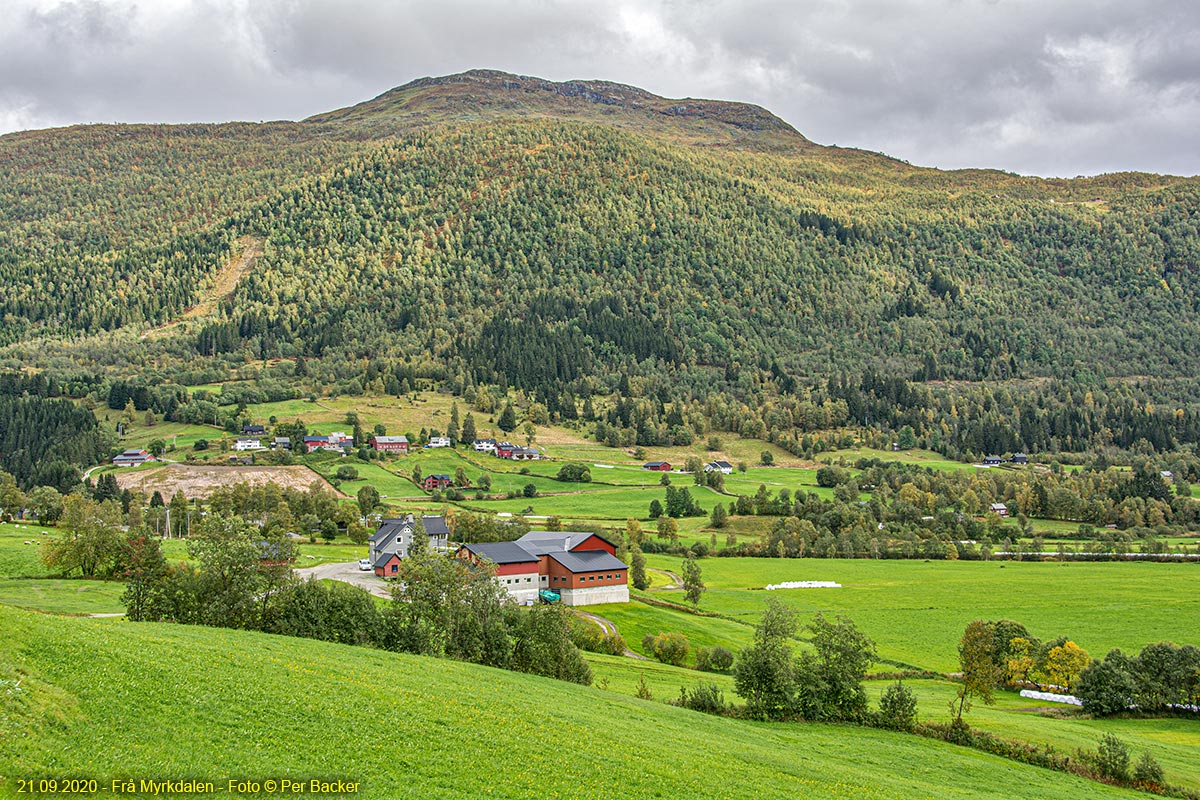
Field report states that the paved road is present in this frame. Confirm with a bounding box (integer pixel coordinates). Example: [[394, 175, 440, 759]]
[[296, 561, 393, 599]]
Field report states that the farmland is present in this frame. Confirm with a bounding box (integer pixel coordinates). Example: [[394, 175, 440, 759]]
[[0, 606, 1144, 800], [110, 463, 342, 499], [635, 555, 1200, 673]]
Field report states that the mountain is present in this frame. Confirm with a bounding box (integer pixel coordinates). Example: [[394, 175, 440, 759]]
[[308, 68, 808, 147], [1, 70, 1199, 408]]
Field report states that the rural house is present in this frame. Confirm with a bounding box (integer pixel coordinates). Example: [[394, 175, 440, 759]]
[[423, 474, 453, 491], [112, 449, 155, 467], [427, 436, 451, 448], [1011, 453, 1028, 465], [271, 437, 291, 450], [370, 514, 451, 576], [473, 439, 497, 452], [990, 502, 1009, 517], [234, 438, 265, 451], [456, 530, 629, 606], [643, 461, 671, 471], [370, 435, 409, 454], [983, 455, 1003, 466], [704, 461, 733, 474], [242, 424, 266, 436]]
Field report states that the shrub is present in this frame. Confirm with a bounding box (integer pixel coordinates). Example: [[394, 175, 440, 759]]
[[877, 681, 918, 732], [570, 618, 626, 656], [193, 439, 209, 451], [522, 483, 538, 498], [635, 674, 653, 700], [1094, 734, 1131, 782], [335, 465, 359, 481], [695, 645, 734, 673], [642, 632, 690, 666], [675, 682, 727, 714], [1132, 751, 1165, 785], [556, 463, 592, 482]]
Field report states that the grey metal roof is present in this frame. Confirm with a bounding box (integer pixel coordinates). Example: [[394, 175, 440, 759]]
[[547, 549, 627, 573], [462, 541, 540, 565], [516, 531, 613, 555], [373, 435, 409, 443], [421, 516, 450, 537], [373, 551, 400, 568]]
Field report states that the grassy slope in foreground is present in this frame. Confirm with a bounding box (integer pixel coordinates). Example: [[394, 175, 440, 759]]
[[0, 609, 1141, 800]]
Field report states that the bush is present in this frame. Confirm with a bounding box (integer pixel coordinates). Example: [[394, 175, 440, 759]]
[[522, 483, 538, 498], [569, 618, 626, 656], [556, 463, 592, 482], [695, 645, 734, 673], [193, 439, 209, 451], [335, 465, 359, 481], [642, 631, 690, 666], [1094, 734, 1131, 782], [877, 681, 918, 732], [1132, 751, 1165, 785], [675, 682, 727, 714]]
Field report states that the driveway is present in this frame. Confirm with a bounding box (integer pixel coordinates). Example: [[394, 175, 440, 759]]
[[296, 561, 393, 599]]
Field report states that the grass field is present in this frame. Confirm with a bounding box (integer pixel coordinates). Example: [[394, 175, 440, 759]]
[[0, 578, 125, 615], [0, 524, 55, 578], [862, 678, 1200, 791], [640, 556, 1200, 672], [0, 607, 1144, 799]]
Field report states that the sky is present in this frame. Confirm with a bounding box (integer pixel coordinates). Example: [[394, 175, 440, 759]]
[[1, 0, 1198, 177]]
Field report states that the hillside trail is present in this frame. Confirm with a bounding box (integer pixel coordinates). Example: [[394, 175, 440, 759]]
[[647, 567, 682, 589], [574, 610, 649, 660]]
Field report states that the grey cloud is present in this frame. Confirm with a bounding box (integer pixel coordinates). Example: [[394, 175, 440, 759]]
[[0, 0, 1197, 176]]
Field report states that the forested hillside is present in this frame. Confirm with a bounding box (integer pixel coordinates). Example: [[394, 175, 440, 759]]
[[2, 69, 1200, 460]]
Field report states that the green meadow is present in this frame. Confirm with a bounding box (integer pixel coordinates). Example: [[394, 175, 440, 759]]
[[640, 556, 1200, 672], [0, 607, 1144, 800]]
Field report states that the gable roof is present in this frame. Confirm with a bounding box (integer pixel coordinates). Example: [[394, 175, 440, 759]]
[[515, 530, 611, 555], [373, 551, 401, 568], [644, 461, 670, 468], [461, 541, 540, 565], [421, 515, 450, 537], [372, 435, 408, 444], [546, 549, 627, 574], [707, 460, 733, 469]]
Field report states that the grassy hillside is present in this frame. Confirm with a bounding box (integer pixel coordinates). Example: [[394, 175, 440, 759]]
[[0, 607, 1143, 799]]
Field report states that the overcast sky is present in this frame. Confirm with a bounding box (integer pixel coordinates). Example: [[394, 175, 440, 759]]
[[1, 0, 1197, 177]]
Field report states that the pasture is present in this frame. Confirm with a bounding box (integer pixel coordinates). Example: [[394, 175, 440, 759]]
[[639, 556, 1200, 673], [0, 607, 1143, 800]]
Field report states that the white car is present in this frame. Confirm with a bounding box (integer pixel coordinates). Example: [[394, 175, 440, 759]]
[[358, 559, 373, 571]]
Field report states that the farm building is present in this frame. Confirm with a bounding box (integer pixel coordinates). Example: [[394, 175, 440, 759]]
[[502, 446, 540, 461], [643, 461, 671, 471], [112, 449, 155, 467], [370, 435, 409, 454], [495, 442, 516, 458], [370, 514, 451, 576], [705, 461, 733, 474], [456, 530, 629, 606], [423, 474, 453, 491]]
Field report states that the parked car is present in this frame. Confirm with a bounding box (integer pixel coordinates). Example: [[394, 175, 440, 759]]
[[358, 559, 372, 571]]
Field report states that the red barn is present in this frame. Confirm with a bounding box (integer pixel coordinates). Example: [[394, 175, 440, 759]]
[[643, 461, 671, 471], [456, 531, 628, 606], [370, 435, 409, 454]]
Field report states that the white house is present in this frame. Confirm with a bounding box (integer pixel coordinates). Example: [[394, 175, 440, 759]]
[[704, 461, 734, 474], [234, 438, 265, 451], [473, 439, 498, 452], [428, 436, 451, 448]]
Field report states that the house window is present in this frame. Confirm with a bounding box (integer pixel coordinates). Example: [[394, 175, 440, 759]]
[[391, 565, 398, 573]]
